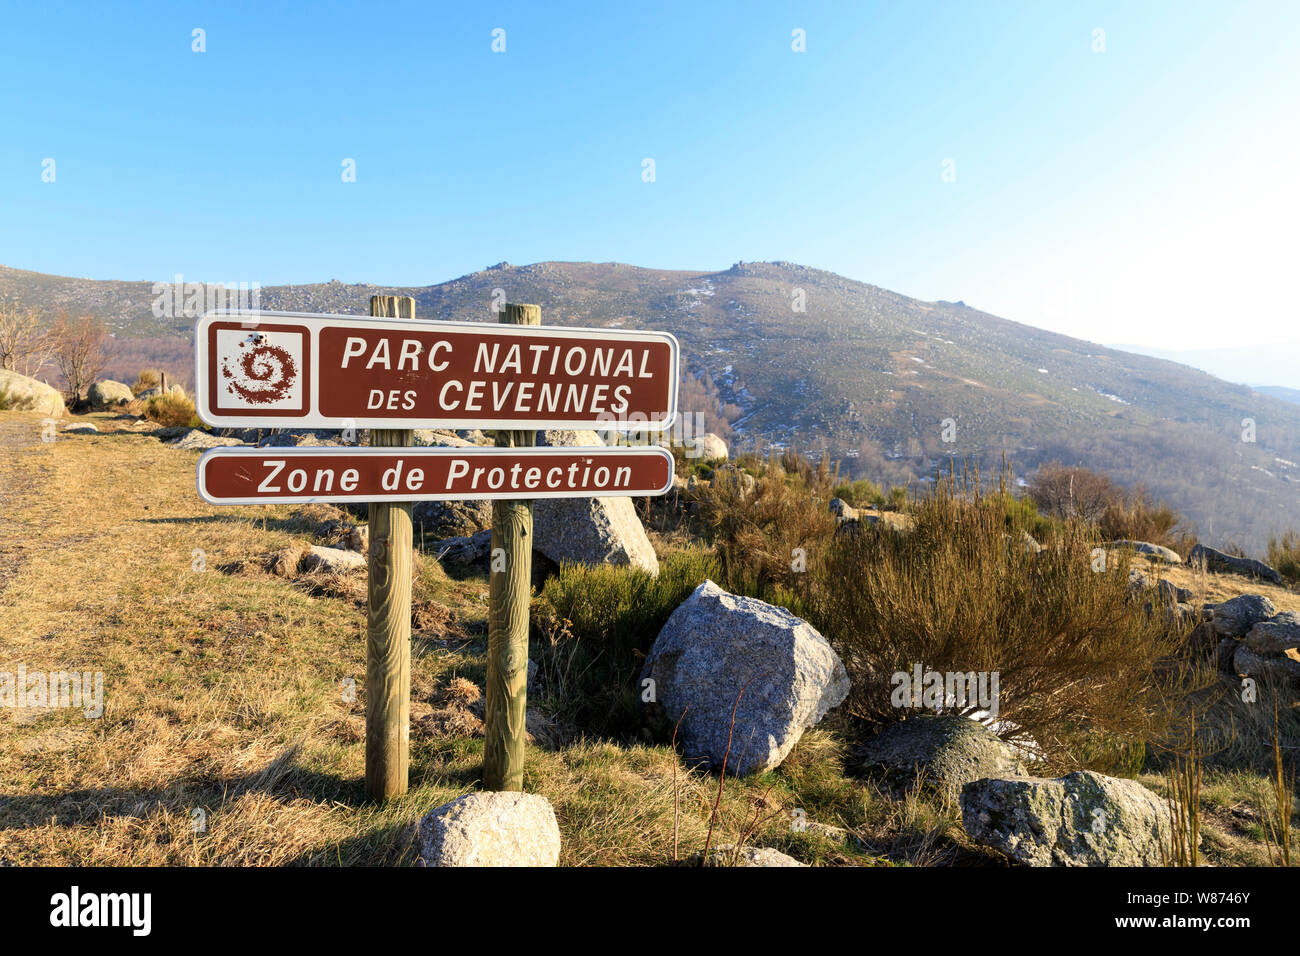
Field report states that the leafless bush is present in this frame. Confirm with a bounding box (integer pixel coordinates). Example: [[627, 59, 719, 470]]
[[51, 312, 111, 403], [0, 303, 57, 378]]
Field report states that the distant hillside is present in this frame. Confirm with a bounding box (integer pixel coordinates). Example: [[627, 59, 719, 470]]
[[4, 260, 1299, 553], [1113, 340, 1300, 392], [1256, 385, 1300, 407]]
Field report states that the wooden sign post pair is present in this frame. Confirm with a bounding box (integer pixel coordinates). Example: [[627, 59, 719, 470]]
[[365, 296, 533, 796], [193, 301, 678, 800]]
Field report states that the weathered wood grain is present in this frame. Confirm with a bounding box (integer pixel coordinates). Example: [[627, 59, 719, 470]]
[[365, 294, 415, 801], [483, 302, 540, 791]]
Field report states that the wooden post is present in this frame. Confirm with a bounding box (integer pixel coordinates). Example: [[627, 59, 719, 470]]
[[365, 294, 415, 801], [483, 303, 540, 791]]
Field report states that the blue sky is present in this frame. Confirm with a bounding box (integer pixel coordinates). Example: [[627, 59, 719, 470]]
[[2, 1, 1297, 349]]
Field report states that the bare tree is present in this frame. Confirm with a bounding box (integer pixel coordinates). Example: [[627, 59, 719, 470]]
[[1028, 461, 1120, 523], [52, 312, 111, 404], [0, 304, 58, 378]]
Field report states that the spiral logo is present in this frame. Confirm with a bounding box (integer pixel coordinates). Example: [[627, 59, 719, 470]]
[[221, 335, 299, 405]]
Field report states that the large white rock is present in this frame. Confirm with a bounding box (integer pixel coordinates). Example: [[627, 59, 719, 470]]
[[691, 432, 729, 461], [417, 791, 561, 867], [641, 580, 849, 775], [532, 429, 659, 574], [0, 369, 65, 417]]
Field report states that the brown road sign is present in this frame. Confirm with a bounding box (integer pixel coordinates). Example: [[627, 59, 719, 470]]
[[196, 445, 675, 505], [194, 309, 679, 430]]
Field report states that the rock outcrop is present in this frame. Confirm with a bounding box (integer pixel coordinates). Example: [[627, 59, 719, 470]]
[[1212, 594, 1277, 637], [531, 430, 658, 574], [860, 715, 1026, 801], [87, 379, 134, 410], [961, 771, 1172, 866], [1189, 544, 1282, 584]]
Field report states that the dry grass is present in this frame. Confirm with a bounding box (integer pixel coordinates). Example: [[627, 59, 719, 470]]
[[140, 392, 200, 428], [1267, 530, 1300, 587], [1162, 562, 1300, 614], [0, 411, 887, 866]]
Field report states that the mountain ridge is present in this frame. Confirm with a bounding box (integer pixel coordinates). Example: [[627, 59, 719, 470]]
[[3, 259, 1298, 552]]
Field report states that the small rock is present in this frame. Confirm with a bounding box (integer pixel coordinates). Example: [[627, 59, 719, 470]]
[[432, 530, 493, 576], [1233, 645, 1300, 684], [168, 428, 243, 450], [713, 464, 756, 497], [341, 525, 369, 554], [414, 499, 492, 540], [266, 547, 304, 578], [1157, 579, 1195, 605], [63, 423, 99, 434], [87, 379, 134, 410], [701, 845, 806, 867], [413, 429, 477, 448], [1105, 540, 1181, 564], [300, 545, 365, 573], [257, 430, 341, 447], [829, 497, 858, 520], [417, 791, 561, 867], [688, 433, 728, 461]]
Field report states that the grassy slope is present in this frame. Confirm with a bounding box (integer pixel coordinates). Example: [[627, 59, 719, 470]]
[[0, 411, 889, 865], [0, 410, 1287, 866]]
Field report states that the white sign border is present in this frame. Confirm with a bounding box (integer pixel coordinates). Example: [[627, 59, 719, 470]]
[[194, 309, 680, 432], [195, 444, 677, 506]]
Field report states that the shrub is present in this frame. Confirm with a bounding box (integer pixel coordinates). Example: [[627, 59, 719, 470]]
[[1028, 462, 1120, 523], [832, 478, 882, 508], [51, 312, 110, 404], [143, 392, 201, 428], [886, 485, 909, 511], [692, 457, 836, 599], [995, 491, 1057, 541], [804, 469, 1199, 773], [1098, 486, 1187, 550], [1267, 530, 1300, 585], [535, 548, 718, 737], [132, 368, 163, 394]]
